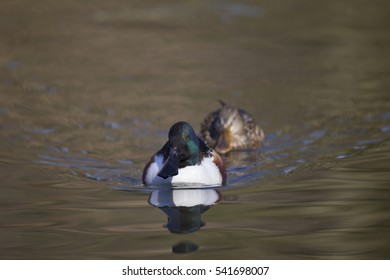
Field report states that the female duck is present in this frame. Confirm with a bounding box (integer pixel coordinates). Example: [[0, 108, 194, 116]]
[[200, 101, 265, 154], [142, 121, 226, 186]]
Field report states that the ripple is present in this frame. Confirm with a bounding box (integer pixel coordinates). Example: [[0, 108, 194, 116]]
[[381, 126, 390, 133], [103, 120, 123, 129], [27, 127, 56, 135], [336, 154, 353, 159]]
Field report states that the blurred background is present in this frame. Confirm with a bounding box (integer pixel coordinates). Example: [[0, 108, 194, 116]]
[[0, 0, 389, 259]]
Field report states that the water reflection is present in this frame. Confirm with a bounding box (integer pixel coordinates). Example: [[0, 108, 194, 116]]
[[171, 241, 199, 254], [148, 188, 222, 234], [148, 187, 222, 254]]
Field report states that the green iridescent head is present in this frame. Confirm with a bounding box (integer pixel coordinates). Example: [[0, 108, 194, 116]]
[[158, 122, 200, 179]]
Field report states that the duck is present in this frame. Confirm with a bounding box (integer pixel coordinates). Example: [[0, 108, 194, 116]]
[[200, 100, 265, 154], [142, 121, 226, 186]]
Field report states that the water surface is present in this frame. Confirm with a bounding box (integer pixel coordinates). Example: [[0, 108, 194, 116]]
[[1, 0, 390, 259]]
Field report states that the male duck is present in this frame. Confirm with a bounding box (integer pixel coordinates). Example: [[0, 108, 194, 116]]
[[200, 100, 265, 154], [142, 121, 226, 186]]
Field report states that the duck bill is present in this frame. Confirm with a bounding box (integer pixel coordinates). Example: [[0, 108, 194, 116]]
[[158, 147, 180, 179], [215, 130, 232, 154]]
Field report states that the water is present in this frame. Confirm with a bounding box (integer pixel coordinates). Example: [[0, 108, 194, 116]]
[[1, 0, 390, 259]]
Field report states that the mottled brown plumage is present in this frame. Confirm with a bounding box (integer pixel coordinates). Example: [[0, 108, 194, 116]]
[[200, 101, 265, 154]]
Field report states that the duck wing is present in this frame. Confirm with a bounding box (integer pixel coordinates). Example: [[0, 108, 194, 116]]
[[238, 108, 265, 147]]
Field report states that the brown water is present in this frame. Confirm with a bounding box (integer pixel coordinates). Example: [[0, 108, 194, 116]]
[[1, 0, 390, 259]]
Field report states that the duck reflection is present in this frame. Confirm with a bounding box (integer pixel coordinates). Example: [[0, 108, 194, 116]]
[[148, 188, 222, 234]]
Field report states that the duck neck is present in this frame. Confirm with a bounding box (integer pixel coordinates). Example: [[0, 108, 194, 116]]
[[186, 139, 199, 165]]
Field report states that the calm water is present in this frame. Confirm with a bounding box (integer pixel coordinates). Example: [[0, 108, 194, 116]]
[[1, 0, 390, 259]]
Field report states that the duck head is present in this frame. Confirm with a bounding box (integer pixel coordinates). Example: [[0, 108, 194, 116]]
[[158, 121, 200, 179], [210, 101, 246, 154]]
